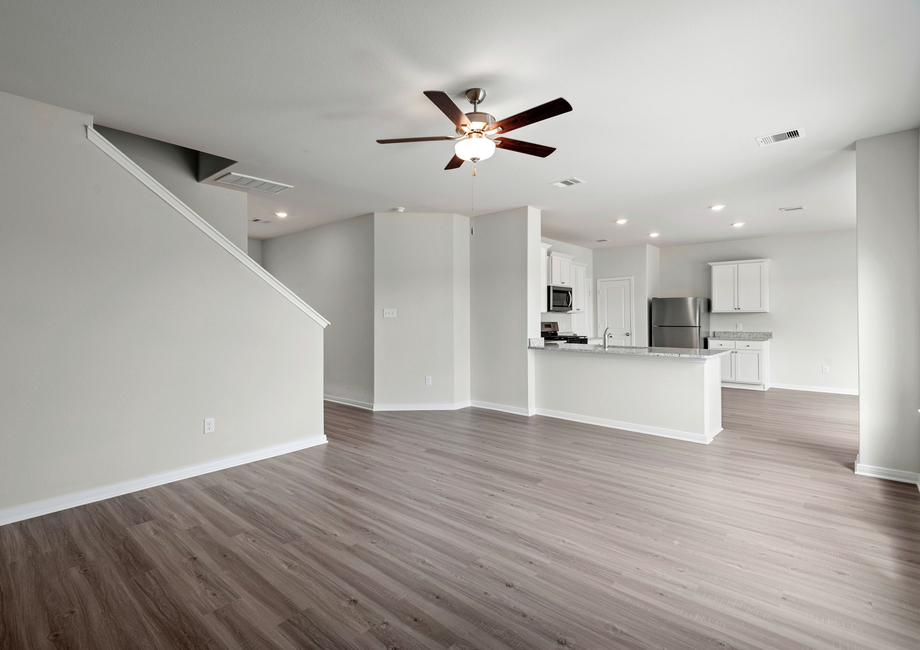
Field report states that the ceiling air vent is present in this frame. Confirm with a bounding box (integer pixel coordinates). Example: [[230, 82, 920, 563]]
[[755, 129, 803, 147], [596, 239, 609, 242], [218, 172, 292, 194], [249, 218, 272, 223], [550, 177, 586, 188], [778, 206, 806, 212]]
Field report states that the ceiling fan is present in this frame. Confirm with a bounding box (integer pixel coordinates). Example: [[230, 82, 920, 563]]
[[377, 88, 572, 170]]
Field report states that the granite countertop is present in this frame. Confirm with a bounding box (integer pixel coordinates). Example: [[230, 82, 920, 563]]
[[529, 341, 730, 359], [710, 331, 773, 341]]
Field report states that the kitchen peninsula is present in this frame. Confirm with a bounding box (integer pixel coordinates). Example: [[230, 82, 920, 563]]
[[530, 341, 729, 444]]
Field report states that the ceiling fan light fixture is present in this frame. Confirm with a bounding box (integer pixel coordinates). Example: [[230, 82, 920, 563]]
[[455, 133, 496, 162]]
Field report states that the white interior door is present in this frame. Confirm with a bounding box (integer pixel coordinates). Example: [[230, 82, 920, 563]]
[[597, 278, 633, 346]]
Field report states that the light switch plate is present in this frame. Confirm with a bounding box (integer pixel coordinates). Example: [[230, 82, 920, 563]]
[[736, 323, 743, 330], [383, 308, 397, 318], [822, 366, 830, 374], [425, 376, 433, 386]]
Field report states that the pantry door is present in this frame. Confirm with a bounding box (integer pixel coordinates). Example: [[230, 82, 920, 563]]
[[596, 277, 634, 346]]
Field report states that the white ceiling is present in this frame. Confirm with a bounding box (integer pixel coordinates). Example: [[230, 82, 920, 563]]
[[2, 0, 918, 248]]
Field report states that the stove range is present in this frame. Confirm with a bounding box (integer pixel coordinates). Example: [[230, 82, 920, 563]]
[[540, 321, 588, 345]]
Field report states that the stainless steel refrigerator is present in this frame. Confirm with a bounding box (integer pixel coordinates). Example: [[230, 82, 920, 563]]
[[650, 297, 710, 348]]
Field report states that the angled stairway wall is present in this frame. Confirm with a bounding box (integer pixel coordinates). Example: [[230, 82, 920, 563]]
[[0, 90, 328, 524]]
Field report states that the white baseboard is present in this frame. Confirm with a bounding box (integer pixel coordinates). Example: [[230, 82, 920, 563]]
[[373, 401, 471, 412], [722, 383, 768, 391], [0, 434, 327, 527], [324, 394, 374, 410], [854, 455, 920, 485], [325, 396, 474, 413], [535, 408, 719, 445], [771, 383, 859, 396], [471, 401, 536, 417]]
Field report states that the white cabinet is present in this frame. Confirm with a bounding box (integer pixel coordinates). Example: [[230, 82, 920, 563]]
[[711, 265, 737, 312], [571, 263, 587, 311], [549, 252, 573, 286], [570, 262, 589, 335], [709, 340, 770, 390], [540, 243, 552, 313], [709, 259, 770, 312]]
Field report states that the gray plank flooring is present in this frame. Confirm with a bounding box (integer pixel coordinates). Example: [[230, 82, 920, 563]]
[[2, 388, 919, 649]]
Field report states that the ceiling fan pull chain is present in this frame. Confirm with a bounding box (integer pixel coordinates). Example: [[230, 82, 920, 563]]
[[471, 162, 476, 211]]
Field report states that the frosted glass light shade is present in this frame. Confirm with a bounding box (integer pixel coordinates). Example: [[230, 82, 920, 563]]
[[455, 134, 496, 162]]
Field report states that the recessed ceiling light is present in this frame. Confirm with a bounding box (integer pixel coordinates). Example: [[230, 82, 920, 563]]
[[616, 218, 628, 224], [732, 222, 745, 227], [649, 232, 660, 237], [274, 212, 288, 218], [710, 205, 726, 211], [392, 207, 406, 213]]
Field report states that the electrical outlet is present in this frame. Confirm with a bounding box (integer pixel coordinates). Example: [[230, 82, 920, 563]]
[[383, 308, 397, 318], [425, 376, 433, 386], [204, 418, 215, 434], [736, 323, 743, 331], [822, 366, 830, 374]]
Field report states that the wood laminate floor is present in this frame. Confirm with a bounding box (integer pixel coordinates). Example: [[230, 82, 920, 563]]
[[2, 389, 919, 649]]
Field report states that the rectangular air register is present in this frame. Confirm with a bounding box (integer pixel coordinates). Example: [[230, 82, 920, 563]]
[[755, 130, 803, 147], [551, 177, 586, 188], [217, 172, 292, 194]]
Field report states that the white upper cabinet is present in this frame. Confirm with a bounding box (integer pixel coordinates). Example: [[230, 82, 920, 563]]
[[708, 259, 770, 312], [711, 264, 737, 312], [570, 262, 589, 334], [571, 263, 587, 312], [549, 252, 573, 286]]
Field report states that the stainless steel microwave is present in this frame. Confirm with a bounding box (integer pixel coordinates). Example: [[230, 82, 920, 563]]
[[547, 285, 573, 312]]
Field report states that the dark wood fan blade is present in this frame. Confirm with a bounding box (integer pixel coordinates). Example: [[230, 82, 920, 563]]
[[424, 91, 471, 129], [377, 136, 455, 144], [445, 155, 465, 170], [490, 98, 572, 134], [495, 137, 556, 158]]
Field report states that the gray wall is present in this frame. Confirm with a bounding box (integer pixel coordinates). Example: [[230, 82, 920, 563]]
[[855, 128, 920, 476], [373, 213, 470, 408], [0, 91, 325, 512], [262, 215, 375, 407], [248, 238, 263, 265], [471, 206, 541, 413], [96, 126, 249, 251], [453, 214, 472, 405], [264, 212, 471, 409], [659, 230, 858, 393]]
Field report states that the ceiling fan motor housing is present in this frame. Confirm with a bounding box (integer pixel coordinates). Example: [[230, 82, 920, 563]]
[[457, 112, 496, 135]]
